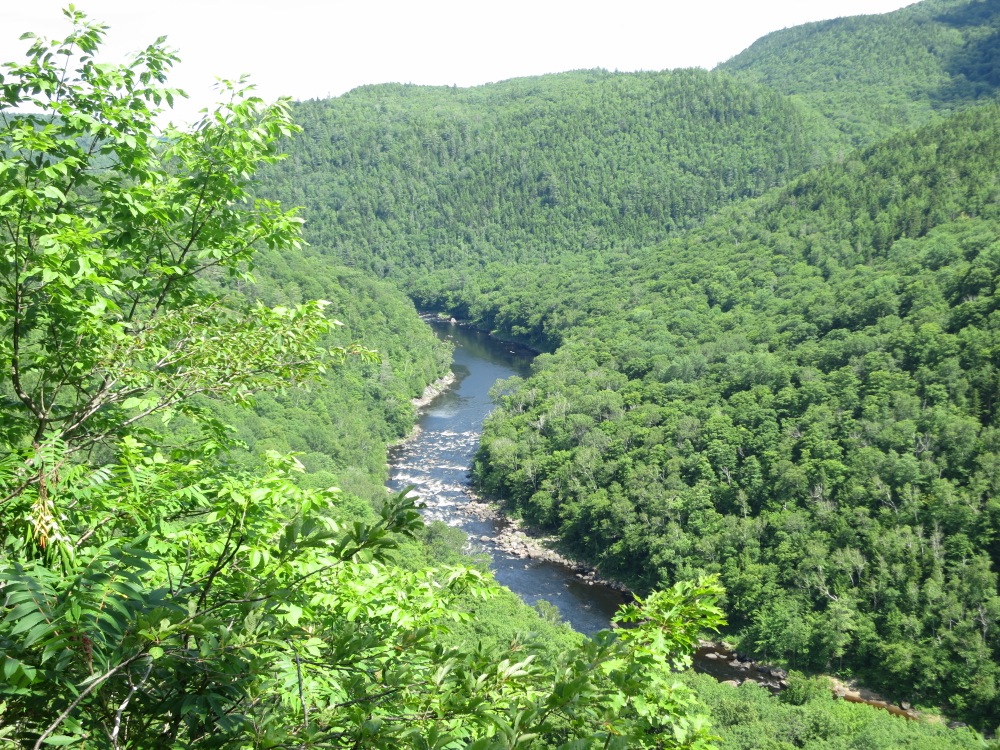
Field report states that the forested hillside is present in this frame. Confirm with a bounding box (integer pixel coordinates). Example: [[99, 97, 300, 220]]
[[720, 0, 1000, 145], [207, 251, 451, 496], [243, 0, 1000, 734], [256, 69, 831, 280], [474, 101, 1000, 725], [7, 0, 1000, 745]]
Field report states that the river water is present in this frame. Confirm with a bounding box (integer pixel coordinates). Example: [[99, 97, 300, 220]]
[[387, 320, 627, 635]]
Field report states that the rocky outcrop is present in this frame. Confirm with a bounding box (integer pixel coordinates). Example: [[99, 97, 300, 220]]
[[412, 371, 457, 410]]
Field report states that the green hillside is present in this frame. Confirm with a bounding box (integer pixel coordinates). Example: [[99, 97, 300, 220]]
[[247, 2, 1000, 728], [0, 15, 732, 747], [242, 0, 1000, 731], [719, 0, 1000, 145], [256, 69, 830, 280], [205, 252, 452, 494], [8, 0, 1000, 745], [474, 101, 1000, 725]]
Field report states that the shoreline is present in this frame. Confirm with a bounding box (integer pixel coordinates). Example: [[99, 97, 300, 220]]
[[420, 312, 544, 356], [389, 370, 458, 452], [461, 497, 631, 592], [695, 640, 922, 721], [412, 370, 457, 410]]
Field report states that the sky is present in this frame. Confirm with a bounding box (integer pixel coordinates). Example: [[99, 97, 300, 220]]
[[3, 0, 920, 125]]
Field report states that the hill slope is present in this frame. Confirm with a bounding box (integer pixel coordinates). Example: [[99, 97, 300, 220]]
[[719, 0, 1000, 146], [473, 101, 1000, 725], [249, 0, 1000, 729], [257, 69, 830, 280]]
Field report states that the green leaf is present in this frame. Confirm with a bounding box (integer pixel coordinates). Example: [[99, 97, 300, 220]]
[[42, 736, 81, 746], [2, 657, 19, 680], [42, 184, 66, 201], [285, 603, 303, 626], [9, 611, 48, 637]]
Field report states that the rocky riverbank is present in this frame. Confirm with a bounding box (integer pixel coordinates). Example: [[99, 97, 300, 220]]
[[696, 641, 922, 720], [389, 371, 459, 452], [828, 676, 921, 720], [412, 371, 457, 410], [461, 499, 631, 592]]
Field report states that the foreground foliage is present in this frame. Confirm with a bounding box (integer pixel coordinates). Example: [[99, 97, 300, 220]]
[[0, 437, 726, 748]]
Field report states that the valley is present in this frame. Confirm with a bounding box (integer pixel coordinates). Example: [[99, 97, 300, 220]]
[[4, 0, 1000, 745]]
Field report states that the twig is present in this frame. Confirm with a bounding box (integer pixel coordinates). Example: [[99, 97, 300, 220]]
[[32, 652, 146, 750], [109, 658, 153, 748], [290, 641, 310, 732]]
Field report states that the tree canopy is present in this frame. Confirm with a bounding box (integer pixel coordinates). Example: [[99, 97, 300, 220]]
[[720, 0, 1000, 146], [5, 0, 998, 744]]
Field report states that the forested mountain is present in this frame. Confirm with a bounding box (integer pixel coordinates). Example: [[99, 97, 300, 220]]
[[255, 69, 831, 279], [7, 0, 1000, 745], [474, 101, 1000, 724], [257, 0, 1000, 294], [720, 0, 1000, 145], [0, 16, 734, 748]]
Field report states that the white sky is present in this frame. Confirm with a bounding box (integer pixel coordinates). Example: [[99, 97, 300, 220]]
[[3, 1, 919, 125]]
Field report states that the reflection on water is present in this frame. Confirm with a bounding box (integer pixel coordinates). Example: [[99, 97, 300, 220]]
[[387, 321, 626, 635]]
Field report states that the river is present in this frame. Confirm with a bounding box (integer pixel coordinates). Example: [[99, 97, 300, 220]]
[[387, 320, 627, 635]]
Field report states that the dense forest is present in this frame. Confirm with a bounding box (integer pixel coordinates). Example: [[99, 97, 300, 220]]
[[720, 0, 1000, 145], [255, 69, 831, 280], [5, 0, 1000, 746], [474, 103, 1000, 723], [205, 252, 452, 493], [0, 14, 730, 749]]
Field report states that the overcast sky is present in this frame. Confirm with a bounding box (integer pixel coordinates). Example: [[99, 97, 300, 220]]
[[4, 1, 919, 124]]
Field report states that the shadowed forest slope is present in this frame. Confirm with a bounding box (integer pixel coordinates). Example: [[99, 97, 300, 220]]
[[256, 69, 831, 280], [473, 101, 1000, 725], [720, 0, 1000, 145]]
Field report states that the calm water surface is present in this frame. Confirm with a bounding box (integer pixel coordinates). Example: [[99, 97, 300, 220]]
[[387, 321, 626, 635]]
